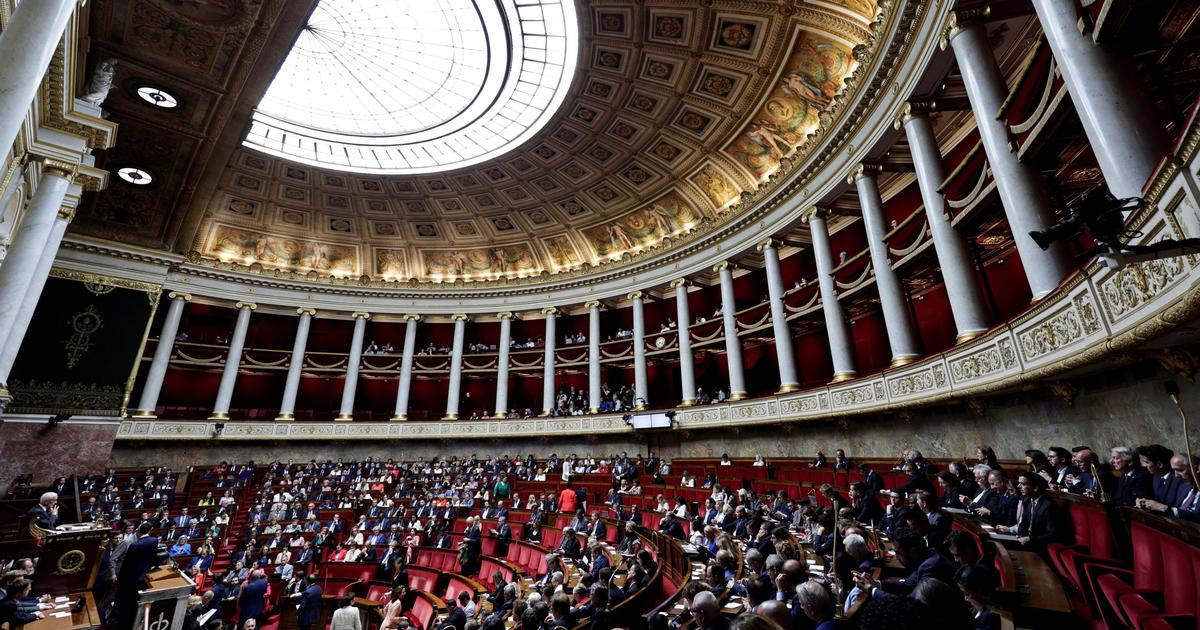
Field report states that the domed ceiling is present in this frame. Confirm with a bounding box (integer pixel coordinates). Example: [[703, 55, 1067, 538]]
[[75, 0, 882, 284]]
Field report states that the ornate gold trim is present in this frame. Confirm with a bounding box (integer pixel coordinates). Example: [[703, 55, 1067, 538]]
[[443, 413, 459, 420], [39, 158, 78, 180], [275, 413, 294, 421], [668, 279, 691, 290], [728, 392, 748, 402], [890, 356, 919, 368], [130, 410, 157, 419], [831, 372, 857, 383], [208, 412, 229, 420], [627, 291, 644, 301], [351, 311, 371, 320], [541, 306, 558, 316], [390, 414, 407, 422], [451, 313, 469, 322], [334, 414, 353, 421], [493, 412, 507, 419], [756, 238, 779, 253], [235, 301, 258, 311], [497, 312, 514, 320], [777, 384, 801, 394], [168, 292, 193, 302], [296, 308, 316, 316], [847, 163, 883, 184], [955, 330, 987, 344], [940, 7, 991, 50], [121, 287, 162, 416], [584, 301, 603, 310], [48, 269, 160, 294], [679, 399, 697, 407], [404, 314, 422, 322]]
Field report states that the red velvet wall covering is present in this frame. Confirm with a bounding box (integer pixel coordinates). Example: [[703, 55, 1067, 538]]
[[796, 329, 834, 386], [910, 284, 957, 354], [306, 318, 353, 353], [850, 308, 891, 374]]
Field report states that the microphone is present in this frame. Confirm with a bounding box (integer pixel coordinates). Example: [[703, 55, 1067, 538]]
[[1166, 380, 1182, 402]]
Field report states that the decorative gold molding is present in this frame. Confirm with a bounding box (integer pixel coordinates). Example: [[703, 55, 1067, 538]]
[[940, 7, 991, 50], [541, 306, 558, 316], [831, 371, 858, 383], [627, 291, 644, 301], [208, 412, 229, 420], [48, 268, 160, 294], [275, 413, 294, 422], [235, 301, 258, 311], [801, 206, 835, 223], [451, 313, 469, 322], [584, 301, 603, 310], [847, 163, 883, 184], [39, 158, 78, 180], [894, 100, 937, 129], [497, 312, 515, 320], [668, 279, 691, 290], [168, 292, 193, 302], [403, 314, 422, 322], [296, 307, 316, 317], [755, 238, 780, 253], [351, 311, 371, 320], [890, 356, 919, 368], [334, 414, 353, 421]]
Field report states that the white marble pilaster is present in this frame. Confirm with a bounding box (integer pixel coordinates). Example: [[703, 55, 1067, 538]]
[[131, 292, 191, 418], [629, 292, 649, 410], [805, 208, 858, 381], [444, 314, 468, 420], [671, 279, 697, 406], [541, 307, 557, 415], [335, 312, 370, 421], [209, 302, 255, 420], [758, 239, 801, 390], [715, 262, 748, 400], [391, 315, 420, 421], [276, 308, 315, 421], [586, 301, 602, 413], [495, 312, 513, 418]]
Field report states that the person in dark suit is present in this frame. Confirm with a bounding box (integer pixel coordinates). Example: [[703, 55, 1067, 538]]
[[443, 597, 467, 630], [489, 517, 512, 558], [970, 472, 1017, 526], [1044, 447, 1081, 489], [116, 522, 161, 630], [1140, 454, 1200, 523], [586, 513, 607, 541], [998, 473, 1066, 552], [863, 528, 955, 596], [859, 463, 884, 494], [297, 580, 323, 630], [1111, 447, 1153, 507], [796, 581, 836, 630], [878, 491, 910, 537], [557, 528, 583, 558], [24, 492, 59, 535], [588, 543, 610, 580], [0, 579, 41, 628], [238, 570, 268, 627], [1138, 445, 1188, 506], [658, 514, 685, 540], [462, 516, 482, 571]]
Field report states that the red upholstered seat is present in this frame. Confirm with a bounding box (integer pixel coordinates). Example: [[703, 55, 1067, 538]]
[[408, 567, 439, 593], [1081, 521, 1198, 629], [366, 583, 391, 602], [410, 595, 436, 630]]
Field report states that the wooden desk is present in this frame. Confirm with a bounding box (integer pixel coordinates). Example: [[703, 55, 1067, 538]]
[[1009, 551, 1070, 614], [24, 592, 99, 630]]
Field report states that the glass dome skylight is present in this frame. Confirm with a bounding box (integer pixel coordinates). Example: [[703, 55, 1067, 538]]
[[243, 0, 578, 174]]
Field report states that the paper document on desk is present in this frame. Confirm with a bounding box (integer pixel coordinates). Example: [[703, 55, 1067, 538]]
[[944, 507, 970, 514], [989, 532, 1021, 542], [53, 597, 69, 603], [51, 612, 71, 618]]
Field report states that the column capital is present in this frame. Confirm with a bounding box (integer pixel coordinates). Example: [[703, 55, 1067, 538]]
[[847, 163, 883, 185], [584, 300, 603, 310], [668, 278, 691, 290], [167, 291, 192, 302], [296, 307, 317, 317], [541, 306, 558, 316], [39, 158, 78, 180], [755, 237, 780, 253], [235, 301, 257, 311], [627, 291, 644, 301], [56, 206, 75, 222], [351, 311, 371, 320], [801, 206, 834, 223], [451, 313, 469, 322], [940, 7, 990, 50], [894, 100, 937, 129], [496, 311, 515, 320], [712, 261, 737, 274], [403, 313, 422, 322]]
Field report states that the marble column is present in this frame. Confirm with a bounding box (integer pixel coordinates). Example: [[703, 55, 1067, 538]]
[[495, 312, 513, 418], [851, 164, 921, 366], [1032, 0, 1165, 200], [541, 307, 557, 415], [209, 302, 255, 420], [335, 312, 369, 421], [276, 308, 315, 421], [757, 239, 801, 391], [897, 103, 990, 341], [0, 203, 72, 396], [391, 315, 420, 421], [0, 0, 78, 160], [804, 208, 857, 381], [0, 161, 73, 356], [629, 292, 649, 410], [671, 279, 697, 406], [944, 11, 1072, 300], [586, 301, 602, 413], [131, 292, 191, 418], [715, 262, 748, 400], [444, 314, 468, 420]]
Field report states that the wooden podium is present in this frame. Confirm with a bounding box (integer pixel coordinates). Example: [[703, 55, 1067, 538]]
[[132, 567, 194, 630], [31, 523, 110, 594]]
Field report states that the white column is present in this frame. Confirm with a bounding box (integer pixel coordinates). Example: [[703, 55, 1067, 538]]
[[805, 208, 857, 381], [0, 161, 73, 353], [391, 315, 420, 421], [586, 301, 602, 413], [898, 103, 990, 341], [131, 291, 191, 418], [757, 239, 801, 390], [541, 307, 557, 416], [0, 0, 78, 159], [209, 301, 255, 420], [944, 12, 1072, 300], [444, 314, 468, 420], [671, 279, 697, 406], [1032, 0, 1165, 199], [495, 312, 513, 418], [629, 292, 649, 410], [276, 308, 315, 421], [851, 164, 921, 366], [715, 262, 748, 400], [0, 204, 71, 397], [335, 312, 369, 421]]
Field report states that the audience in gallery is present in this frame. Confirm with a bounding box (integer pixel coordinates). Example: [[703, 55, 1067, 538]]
[[11, 436, 1199, 630]]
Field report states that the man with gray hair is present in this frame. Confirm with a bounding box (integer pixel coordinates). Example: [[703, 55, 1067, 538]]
[[1111, 446, 1153, 506], [688, 591, 727, 630], [796, 580, 835, 630], [25, 492, 58, 534]]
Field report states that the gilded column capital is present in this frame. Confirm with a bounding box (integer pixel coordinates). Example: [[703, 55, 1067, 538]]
[[755, 238, 780, 253], [351, 311, 371, 320], [296, 308, 317, 317], [801, 206, 834, 223], [712, 261, 737, 273], [847, 163, 883, 185], [627, 291, 644, 301], [167, 291, 193, 302], [940, 7, 990, 50], [451, 313, 469, 322], [403, 314, 422, 322], [235, 301, 258, 311], [56, 206, 76, 222], [668, 278, 691, 290], [541, 306, 558, 316], [894, 100, 937, 129], [496, 311, 514, 320], [39, 158, 78, 179], [584, 300, 603, 310]]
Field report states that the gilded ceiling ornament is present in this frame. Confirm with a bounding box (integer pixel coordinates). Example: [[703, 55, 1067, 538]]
[[63, 305, 105, 369]]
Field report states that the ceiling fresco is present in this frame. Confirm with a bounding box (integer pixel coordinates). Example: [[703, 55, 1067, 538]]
[[75, 0, 881, 283]]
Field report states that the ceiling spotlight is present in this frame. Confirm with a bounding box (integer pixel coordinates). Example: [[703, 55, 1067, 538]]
[[135, 86, 180, 109], [117, 167, 154, 186]]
